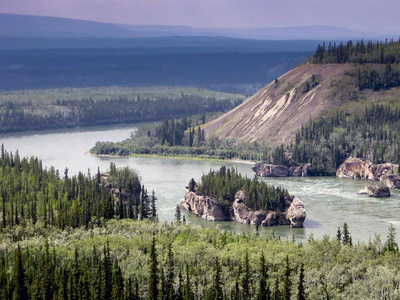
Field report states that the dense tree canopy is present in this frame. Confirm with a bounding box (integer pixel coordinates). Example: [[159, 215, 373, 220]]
[[196, 166, 289, 212], [0, 146, 157, 230], [0, 94, 242, 133]]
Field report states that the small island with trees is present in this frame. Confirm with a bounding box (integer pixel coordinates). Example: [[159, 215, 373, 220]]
[[180, 166, 306, 227]]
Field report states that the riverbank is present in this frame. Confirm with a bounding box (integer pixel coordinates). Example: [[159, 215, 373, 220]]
[[87, 151, 256, 165]]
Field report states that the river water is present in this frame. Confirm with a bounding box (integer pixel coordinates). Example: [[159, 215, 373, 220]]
[[1, 124, 399, 243]]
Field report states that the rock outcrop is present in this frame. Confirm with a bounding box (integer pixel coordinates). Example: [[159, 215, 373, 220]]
[[336, 158, 400, 188], [253, 162, 310, 177], [360, 184, 391, 197], [180, 188, 306, 228], [179, 191, 229, 221], [101, 173, 140, 203], [380, 175, 400, 189]]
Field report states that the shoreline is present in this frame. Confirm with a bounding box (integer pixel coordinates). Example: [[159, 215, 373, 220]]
[[86, 151, 256, 165]]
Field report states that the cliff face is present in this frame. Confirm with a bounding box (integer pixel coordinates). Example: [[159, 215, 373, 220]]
[[336, 157, 400, 188], [180, 190, 306, 228], [253, 162, 311, 177]]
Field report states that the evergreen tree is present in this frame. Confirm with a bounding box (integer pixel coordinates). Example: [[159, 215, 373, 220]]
[[283, 256, 291, 300], [384, 224, 399, 253], [150, 190, 157, 222], [182, 263, 194, 300], [242, 251, 251, 299], [148, 235, 159, 300], [175, 205, 182, 225], [342, 223, 351, 246], [209, 257, 223, 300], [336, 227, 342, 243], [257, 252, 269, 300], [297, 264, 305, 300], [103, 242, 113, 300], [12, 244, 28, 300]]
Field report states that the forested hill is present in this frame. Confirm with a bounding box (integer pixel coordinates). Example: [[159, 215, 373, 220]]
[[203, 40, 400, 147], [0, 87, 243, 134]]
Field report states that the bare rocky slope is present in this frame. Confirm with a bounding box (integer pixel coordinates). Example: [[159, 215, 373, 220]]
[[203, 63, 400, 146]]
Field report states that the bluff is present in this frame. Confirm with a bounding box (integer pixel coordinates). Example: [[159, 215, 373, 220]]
[[336, 157, 400, 189], [180, 186, 306, 228], [253, 162, 311, 177], [203, 63, 400, 146]]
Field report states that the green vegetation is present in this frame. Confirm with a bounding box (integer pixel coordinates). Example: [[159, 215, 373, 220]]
[[1, 218, 400, 299], [281, 104, 400, 175], [0, 146, 159, 231], [311, 39, 400, 91], [196, 166, 289, 212], [311, 39, 400, 65], [91, 114, 268, 161], [0, 89, 242, 133], [1, 149, 400, 299]]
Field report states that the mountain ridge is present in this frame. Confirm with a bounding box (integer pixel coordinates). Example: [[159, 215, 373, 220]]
[[0, 13, 385, 40]]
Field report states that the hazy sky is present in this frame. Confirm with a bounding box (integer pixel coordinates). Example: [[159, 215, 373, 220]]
[[1, 0, 399, 34]]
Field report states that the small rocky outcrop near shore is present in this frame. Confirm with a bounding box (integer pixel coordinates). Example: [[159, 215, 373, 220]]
[[180, 186, 306, 228], [337, 158, 400, 189], [253, 162, 311, 177], [101, 173, 139, 203], [358, 184, 391, 197]]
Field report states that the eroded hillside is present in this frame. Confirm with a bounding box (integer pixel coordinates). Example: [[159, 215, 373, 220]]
[[204, 63, 400, 146]]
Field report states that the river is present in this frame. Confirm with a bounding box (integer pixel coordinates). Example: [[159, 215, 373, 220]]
[[1, 123, 399, 243]]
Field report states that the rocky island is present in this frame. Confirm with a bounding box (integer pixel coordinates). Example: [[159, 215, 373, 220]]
[[336, 157, 400, 189], [180, 166, 306, 227]]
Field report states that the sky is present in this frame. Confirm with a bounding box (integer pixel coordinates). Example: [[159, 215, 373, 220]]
[[0, 0, 399, 34]]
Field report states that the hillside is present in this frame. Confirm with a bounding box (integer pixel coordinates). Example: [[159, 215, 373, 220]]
[[204, 55, 400, 146], [0, 13, 382, 40]]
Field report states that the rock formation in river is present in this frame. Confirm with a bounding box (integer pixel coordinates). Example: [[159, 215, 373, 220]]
[[253, 162, 311, 177], [180, 186, 306, 228], [358, 183, 391, 197], [336, 157, 400, 188]]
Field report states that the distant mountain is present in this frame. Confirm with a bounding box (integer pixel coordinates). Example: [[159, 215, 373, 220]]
[[0, 13, 384, 40]]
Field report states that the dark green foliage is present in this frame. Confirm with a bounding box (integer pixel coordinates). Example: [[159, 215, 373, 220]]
[[257, 252, 270, 300], [0, 94, 242, 134], [286, 104, 400, 174], [196, 167, 289, 212], [0, 148, 159, 231], [12, 245, 28, 300], [175, 205, 182, 225], [208, 257, 223, 300], [283, 256, 291, 300], [297, 264, 305, 300], [148, 235, 159, 300], [311, 39, 400, 65], [342, 223, 352, 246], [384, 224, 399, 253], [354, 64, 400, 91], [242, 251, 251, 299], [188, 179, 196, 193]]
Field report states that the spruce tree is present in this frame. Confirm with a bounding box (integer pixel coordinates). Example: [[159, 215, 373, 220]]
[[148, 235, 159, 300], [336, 227, 342, 243], [342, 223, 351, 246], [150, 190, 157, 222], [242, 251, 251, 299], [12, 244, 28, 300], [283, 256, 291, 300], [257, 252, 269, 300], [175, 205, 182, 225], [182, 263, 194, 300], [103, 242, 112, 300], [209, 257, 223, 300], [384, 224, 398, 252], [297, 264, 305, 300]]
